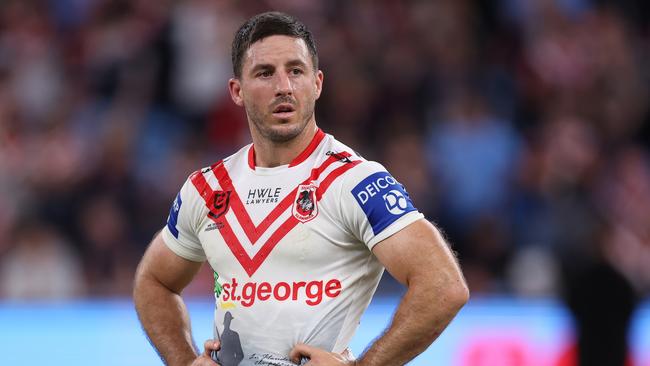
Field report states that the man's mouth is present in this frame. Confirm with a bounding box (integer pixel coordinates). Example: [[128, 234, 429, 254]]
[[272, 103, 296, 118]]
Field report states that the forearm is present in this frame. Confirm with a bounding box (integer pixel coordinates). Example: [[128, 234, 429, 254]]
[[134, 273, 198, 366], [356, 280, 467, 366]]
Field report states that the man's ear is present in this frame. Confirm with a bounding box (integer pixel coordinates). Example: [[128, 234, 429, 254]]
[[228, 78, 244, 107], [314, 70, 324, 100]]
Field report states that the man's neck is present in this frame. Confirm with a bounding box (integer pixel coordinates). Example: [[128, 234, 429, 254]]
[[251, 122, 318, 168]]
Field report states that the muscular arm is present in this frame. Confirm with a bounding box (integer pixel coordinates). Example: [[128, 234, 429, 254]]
[[357, 219, 469, 365], [133, 231, 204, 366]]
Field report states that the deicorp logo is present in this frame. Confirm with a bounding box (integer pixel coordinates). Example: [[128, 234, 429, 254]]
[[382, 189, 408, 215], [352, 171, 416, 234], [167, 192, 182, 238]]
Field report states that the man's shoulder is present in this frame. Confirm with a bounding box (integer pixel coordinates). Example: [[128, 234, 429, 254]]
[[319, 134, 367, 167], [187, 143, 251, 178], [322, 134, 364, 161], [321, 134, 390, 188], [176, 144, 251, 198]]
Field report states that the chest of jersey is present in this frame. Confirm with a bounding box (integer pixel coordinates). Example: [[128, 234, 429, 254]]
[[193, 158, 366, 282]]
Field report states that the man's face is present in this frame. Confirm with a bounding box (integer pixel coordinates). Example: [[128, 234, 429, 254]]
[[229, 35, 323, 143]]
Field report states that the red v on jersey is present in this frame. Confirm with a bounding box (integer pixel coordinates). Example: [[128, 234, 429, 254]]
[[191, 153, 360, 277], [211, 153, 348, 244]]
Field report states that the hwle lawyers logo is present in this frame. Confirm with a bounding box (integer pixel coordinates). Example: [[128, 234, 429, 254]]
[[246, 187, 281, 205], [352, 172, 417, 234]]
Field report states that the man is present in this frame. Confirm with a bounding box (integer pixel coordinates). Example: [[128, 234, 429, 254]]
[[134, 11, 468, 366], [218, 312, 244, 366]]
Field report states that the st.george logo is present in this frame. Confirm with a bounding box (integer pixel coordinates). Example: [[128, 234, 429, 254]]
[[293, 184, 318, 222], [209, 190, 231, 219], [383, 190, 408, 215]]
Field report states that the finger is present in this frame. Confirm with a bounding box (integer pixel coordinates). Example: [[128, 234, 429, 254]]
[[340, 348, 354, 361], [194, 354, 220, 365], [202, 339, 221, 356], [289, 343, 315, 364]]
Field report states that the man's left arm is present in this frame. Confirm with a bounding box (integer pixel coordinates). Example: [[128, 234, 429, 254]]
[[290, 218, 469, 365]]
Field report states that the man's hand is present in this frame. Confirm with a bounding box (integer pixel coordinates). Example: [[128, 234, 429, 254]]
[[189, 340, 221, 366], [289, 344, 354, 365]]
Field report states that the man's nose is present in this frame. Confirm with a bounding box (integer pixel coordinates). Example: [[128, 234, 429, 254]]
[[275, 72, 293, 96]]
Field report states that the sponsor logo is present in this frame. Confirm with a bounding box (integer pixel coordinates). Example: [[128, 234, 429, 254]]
[[213, 271, 222, 297], [383, 189, 408, 215], [293, 184, 318, 222], [166, 192, 182, 238], [205, 222, 222, 232], [354, 174, 399, 205], [245, 187, 281, 205], [208, 190, 231, 219], [218, 277, 342, 307], [351, 172, 417, 234], [326, 150, 352, 163]]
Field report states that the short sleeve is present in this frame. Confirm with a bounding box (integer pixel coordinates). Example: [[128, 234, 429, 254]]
[[161, 174, 207, 262], [339, 161, 424, 250]]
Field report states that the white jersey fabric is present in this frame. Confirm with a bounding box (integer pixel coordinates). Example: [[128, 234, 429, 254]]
[[162, 129, 423, 366]]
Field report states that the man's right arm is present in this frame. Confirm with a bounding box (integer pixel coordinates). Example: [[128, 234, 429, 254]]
[[133, 231, 207, 366]]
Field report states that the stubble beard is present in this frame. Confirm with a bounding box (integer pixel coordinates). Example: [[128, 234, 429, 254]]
[[246, 99, 316, 143]]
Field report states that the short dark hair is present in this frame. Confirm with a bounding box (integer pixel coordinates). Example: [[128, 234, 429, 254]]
[[231, 11, 319, 78]]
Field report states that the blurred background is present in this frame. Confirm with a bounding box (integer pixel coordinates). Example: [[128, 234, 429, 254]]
[[0, 0, 649, 365]]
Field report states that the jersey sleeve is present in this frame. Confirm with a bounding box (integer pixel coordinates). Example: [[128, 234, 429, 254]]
[[339, 161, 424, 250], [161, 173, 207, 262]]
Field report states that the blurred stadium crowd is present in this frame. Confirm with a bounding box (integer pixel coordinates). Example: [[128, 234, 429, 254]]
[[0, 0, 649, 300]]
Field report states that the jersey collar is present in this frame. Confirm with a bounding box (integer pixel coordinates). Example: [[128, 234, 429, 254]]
[[247, 128, 326, 170]]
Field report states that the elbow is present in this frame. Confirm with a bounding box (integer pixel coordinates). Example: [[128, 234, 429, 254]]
[[414, 275, 469, 336], [446, 261, 470, 312], [132, 267, 147, 306], [132, 261, 147, 298], [132, 261, 159, 305], [440, 275, 470, 315], [451, 278, 470, 311], [415, 272, 470, 316]]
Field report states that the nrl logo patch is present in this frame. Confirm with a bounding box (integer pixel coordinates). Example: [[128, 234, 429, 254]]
[[208, 190, 231, 219], [293, 184, 318, 223]]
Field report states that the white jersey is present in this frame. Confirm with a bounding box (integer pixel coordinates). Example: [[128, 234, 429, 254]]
[[162, 129, 423, 366]]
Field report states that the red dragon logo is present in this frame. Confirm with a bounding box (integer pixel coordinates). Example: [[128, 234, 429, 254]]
[[292, 184, 318, 222]]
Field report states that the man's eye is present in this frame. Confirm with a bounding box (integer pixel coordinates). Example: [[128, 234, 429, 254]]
[[258, 71, 272, 77], [291, 68, 303, 75]]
